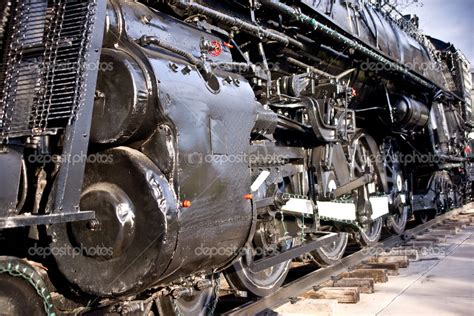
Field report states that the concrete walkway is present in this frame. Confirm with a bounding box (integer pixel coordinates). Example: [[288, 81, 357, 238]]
[[275, 226, 474, 316], [336, 227, 474, 316]]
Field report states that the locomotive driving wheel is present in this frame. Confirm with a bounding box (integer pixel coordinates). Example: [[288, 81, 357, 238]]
[[414, 209, 436, 224], [351, 134, 383, 247], [310, 228, 348, 266], [310, 146, 349, 266], [157, 274, 220, 316], [383, 138, 409, 235], [415, 172, 451, 224], [224, 217, 292, 297], [224, 178, 293, 297]]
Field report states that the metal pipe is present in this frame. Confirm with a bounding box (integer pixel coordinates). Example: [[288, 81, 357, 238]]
[[139, 35, 202, 66], [286, 57, 334, 79], [173, 1, 305, 49], [259, 0, 437, 90]]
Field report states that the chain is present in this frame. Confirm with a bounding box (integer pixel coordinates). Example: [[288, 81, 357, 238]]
[[0, 257, 56, 316]]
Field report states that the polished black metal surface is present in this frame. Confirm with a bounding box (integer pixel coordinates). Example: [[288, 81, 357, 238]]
[[0, 0, 471, 314]]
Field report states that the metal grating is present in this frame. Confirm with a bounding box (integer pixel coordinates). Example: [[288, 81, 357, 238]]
[[0, 0, 98, 143]]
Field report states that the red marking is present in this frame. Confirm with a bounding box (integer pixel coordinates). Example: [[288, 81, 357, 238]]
[[209, 40, 222, 57], [223, 41, 234, 49], [464, 145, 471, 155], [181, 200, 192, 208], [351, 88, 357, 97], [244, 194, 253, 200]]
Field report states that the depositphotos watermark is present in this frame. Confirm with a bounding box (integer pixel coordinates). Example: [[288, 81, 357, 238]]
[[360, 59, 442, 74], [25, 61, 114, 73], [194, 244, 280, 258], [187, 152, 288, 165], [361, 245, 446, 257], [27, 152, 114, 165], [28, 244, 114, 259], [368, 152, 445, 166]]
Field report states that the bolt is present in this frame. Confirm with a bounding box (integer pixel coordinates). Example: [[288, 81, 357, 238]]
[[182, 65, 192, 75], [169, 63, 179, 72], [86, 219, 100, 231], [140, 15, 152, 24], [95, 90, 105, 99], [195, 279, 211, 291], [171, 287, 193, 299]]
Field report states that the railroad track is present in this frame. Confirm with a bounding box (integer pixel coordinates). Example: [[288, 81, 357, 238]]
[[216, 203, 474, 315]]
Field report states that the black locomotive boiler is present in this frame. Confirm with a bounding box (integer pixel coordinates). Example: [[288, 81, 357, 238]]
[[0, 0, 472, 314]]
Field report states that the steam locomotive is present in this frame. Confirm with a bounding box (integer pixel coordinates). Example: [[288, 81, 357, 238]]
[[0, 0, 472, 314]]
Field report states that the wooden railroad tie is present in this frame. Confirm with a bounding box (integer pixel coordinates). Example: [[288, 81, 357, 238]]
[[355, 263, 399, 275], [381, 249, 419, 261], [402, 240, 435, 249], [302, 287, 360, 304], [436, 223, 464, 231], [413, 235, 447, 243], [339, 268, 388, 283], [444, 219, 470, 227], [321, 277, 375, 294], [367, 255, 409, 268], [429, 227, 460, 235]]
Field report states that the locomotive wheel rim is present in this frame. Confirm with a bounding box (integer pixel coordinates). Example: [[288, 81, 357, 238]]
[[224, 178, 293, 297], [236, 253, 291, 293], [319, 232, 348, 258], [351, 134, 383, 246], [359, 217, 384, 245], [389, 206, 409, 235], [383, 138, 408, 224], [159, 275, 220, 316], [224, 238, 291, 297], [311, 230, 349, 266], [415, 209, 436, 224], [240, 221, 292, 290]]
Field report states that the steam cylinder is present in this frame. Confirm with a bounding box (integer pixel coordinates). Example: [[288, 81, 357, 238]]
[[388, 96, 430, 130]]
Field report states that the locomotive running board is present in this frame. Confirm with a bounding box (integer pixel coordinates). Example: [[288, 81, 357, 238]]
[[317, 196, 390, 221], [248, 232, 338, 272]]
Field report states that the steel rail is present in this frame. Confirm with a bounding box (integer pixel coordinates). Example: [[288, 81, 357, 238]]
[[223, 204, 471, 315]]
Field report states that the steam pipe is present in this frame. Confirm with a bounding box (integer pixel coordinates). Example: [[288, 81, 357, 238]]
[[259, 0, 438, 91], [173, 1, 305, 49]]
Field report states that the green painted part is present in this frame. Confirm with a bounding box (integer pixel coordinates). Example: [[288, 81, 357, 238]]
[[0, 259, 56, 316]]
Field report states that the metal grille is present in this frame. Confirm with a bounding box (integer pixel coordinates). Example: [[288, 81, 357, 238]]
[[0, 0, 98, 143]]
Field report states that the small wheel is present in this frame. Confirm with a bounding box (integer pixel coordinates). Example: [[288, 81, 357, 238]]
[[358, 217, 383, 247], [0, 257, 54, 316], [310, 231, 348, 266], [415, 209, 436, 224], [157, 274, 219, 316]]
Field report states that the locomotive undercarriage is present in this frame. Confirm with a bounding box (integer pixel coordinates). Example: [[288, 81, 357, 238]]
[[0, 0, 472, 314]]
